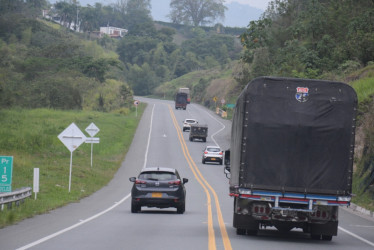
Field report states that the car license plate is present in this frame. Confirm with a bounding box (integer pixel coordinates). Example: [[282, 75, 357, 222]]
[[152, 192, 162, 198], [211, 158, 216, 160]]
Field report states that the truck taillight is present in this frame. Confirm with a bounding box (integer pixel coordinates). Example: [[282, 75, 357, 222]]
[[253, 204, 270, 215]]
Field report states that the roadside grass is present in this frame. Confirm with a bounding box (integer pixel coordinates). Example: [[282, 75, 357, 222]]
[[0, 105, 145, 228], [351, 77, 374, 104], [352, 172, 374, 211]]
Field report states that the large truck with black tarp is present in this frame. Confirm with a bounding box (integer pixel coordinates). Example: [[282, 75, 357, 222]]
[[228, 77, 357, 240], [175, 92, 188, 110], [178, 87, 190, 104]]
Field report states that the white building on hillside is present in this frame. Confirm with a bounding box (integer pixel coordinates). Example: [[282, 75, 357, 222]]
[[100, 26, 128, 38]]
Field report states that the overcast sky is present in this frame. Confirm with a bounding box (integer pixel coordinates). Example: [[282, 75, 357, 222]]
[[225, 0, 272, 10], [63, 0, 273, 11]]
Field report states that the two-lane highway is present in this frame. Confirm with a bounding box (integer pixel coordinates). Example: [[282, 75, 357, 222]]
[[1, 97, 374, 249]]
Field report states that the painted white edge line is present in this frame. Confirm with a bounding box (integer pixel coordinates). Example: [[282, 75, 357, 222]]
[[18, 104, 156, 250], [339, 226, 374, 247], [143, 104, 155, 169], [200, 105, 226, 147], [17, 194, 131, 250]]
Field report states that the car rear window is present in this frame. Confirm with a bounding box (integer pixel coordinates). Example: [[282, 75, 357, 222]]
[[208, 148, 220, 152], [139, 172, 177, 181], [186, 120, 196, 123]]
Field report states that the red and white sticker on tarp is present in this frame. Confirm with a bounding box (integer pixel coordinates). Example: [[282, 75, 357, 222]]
[[295, 87, 309, 102]]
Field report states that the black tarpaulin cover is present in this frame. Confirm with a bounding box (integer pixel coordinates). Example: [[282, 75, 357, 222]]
[[230, 77, 357, 195], [175, 93, 187, 104]]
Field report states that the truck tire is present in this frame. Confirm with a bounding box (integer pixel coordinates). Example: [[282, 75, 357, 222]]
[[236, 228, 246, 235], [189, 137, 193, 141], [322, 235, 332, 241], [203, 138, 206, 142], [311, 234, 321, 240]]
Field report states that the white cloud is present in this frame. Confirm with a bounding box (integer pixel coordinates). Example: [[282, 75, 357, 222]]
[[224, 0, 272, 10]]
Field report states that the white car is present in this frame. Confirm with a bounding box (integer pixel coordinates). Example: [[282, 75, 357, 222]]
[[183, 119, 198, 132], [202, 146, 223, 165]]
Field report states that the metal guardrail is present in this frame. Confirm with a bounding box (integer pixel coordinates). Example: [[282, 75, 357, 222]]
[[0, 187, 32, 211]]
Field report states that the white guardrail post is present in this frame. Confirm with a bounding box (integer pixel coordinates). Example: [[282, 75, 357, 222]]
[[0, 187, 32, 211]]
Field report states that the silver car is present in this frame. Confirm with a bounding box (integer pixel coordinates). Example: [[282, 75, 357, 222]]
[[202, 145, 223, 165], [182, 118, 198, 132]]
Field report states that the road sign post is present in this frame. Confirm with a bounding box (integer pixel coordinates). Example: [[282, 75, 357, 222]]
[[134, 100, 139, 117], [85, 123, 100, 168], [58, 123, 87, 192], [0, 156, 13, 192], [33, 168, 39, 200]]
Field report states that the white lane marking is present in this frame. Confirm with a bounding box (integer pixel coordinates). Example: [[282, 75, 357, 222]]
[[143, 104, 155, 169], [17, 194, 131, 250], [339, 226, 374, 247], [201, 106, 226, 147], [18, 104, 157, 250], [349, 225, 374, 228]]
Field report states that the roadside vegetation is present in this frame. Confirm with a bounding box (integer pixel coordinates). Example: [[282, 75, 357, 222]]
[[0, 105, 144, 228]]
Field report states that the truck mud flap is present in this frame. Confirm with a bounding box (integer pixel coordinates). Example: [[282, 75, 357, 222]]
[[310, 221, 338, 236], [233, 213, 258, 230]]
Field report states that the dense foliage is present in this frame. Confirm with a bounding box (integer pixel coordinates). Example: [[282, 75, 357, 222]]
[[0, 2, 134, 110], [238, 0, 374, 85]]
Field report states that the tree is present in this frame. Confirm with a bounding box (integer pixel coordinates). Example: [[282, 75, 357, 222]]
[[169, 0, 227, 27]]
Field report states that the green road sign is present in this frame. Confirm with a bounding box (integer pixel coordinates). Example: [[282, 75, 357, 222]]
[[0, 156, 13, 192]]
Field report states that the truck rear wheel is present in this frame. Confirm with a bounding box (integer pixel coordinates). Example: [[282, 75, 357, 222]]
[[236, 228, 246, 235], [311, 234, 321, 240], [322, 235, 332, 241]]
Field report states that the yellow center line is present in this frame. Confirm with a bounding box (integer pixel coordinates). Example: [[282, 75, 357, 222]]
[[168, 105, 232, 250]]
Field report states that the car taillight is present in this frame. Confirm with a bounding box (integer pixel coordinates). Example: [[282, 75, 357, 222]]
[[204, 151, 208, 154], [219, 152, 223, 155], [169, 180, 181, 185], [135, 180, 146, 184]]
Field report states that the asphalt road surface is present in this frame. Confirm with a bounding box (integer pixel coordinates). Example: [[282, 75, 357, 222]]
[[1, 97, 374, 250]]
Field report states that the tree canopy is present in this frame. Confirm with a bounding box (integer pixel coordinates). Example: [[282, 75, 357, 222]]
[[239, 0, 374, 82], [169, 0, 227, 27]]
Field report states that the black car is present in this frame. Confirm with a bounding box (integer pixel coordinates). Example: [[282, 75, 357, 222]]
[[129, 167, 188, 214]]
